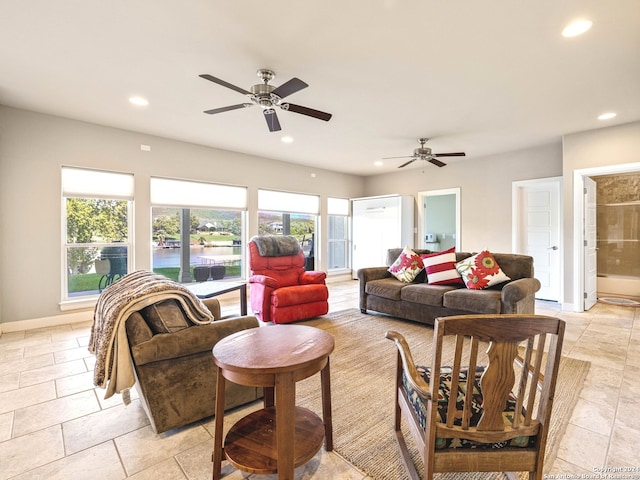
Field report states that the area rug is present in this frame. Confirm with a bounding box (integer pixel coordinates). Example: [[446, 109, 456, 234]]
[[295, 309, 591, 480]]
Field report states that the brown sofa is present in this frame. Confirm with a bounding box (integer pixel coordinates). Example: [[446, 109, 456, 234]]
[[125, 297, 262, 434], [358, 248, 541, 326]]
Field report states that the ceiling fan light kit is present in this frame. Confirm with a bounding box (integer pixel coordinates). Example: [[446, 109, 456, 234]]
[[200, 69, 332, 132], [384, 138, 466, 168]]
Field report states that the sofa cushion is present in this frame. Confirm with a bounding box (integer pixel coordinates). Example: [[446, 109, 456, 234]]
[[141, 299, 190, 334], [365, 278, 405, 301], [421, 247, 464, 286], [388, 246, 424, 283], [455, 250, 510, 290], [443, 288, 502, 314], [400, 283, 460, 307]]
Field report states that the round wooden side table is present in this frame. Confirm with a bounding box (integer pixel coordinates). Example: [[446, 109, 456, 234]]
[[211, 324, 334, 480]]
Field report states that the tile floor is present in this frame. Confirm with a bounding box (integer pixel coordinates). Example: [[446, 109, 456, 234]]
[[0, 281, 638, 479]]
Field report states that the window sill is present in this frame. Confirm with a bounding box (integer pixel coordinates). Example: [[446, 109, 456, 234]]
[[59, 297, 98, 312]]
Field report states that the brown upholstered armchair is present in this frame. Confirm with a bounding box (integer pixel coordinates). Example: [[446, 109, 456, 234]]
[[125, 297, 262, 434]]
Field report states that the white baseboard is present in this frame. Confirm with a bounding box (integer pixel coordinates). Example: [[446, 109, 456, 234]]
[[1, 310, 94, 334]]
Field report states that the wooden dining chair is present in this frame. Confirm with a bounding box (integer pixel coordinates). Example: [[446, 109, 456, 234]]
[[385, 314, 565, 480]]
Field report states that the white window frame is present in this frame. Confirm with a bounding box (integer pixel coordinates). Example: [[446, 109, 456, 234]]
[[61, 167, 134, 309]]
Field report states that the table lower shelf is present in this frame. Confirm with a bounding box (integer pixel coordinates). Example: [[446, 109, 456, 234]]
[[224, 406, 326, 475]]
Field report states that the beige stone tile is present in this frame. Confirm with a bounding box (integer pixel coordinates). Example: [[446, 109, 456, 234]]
[[12, 389, 100, 437], [548, 457, 594, 477], [127, 458, 187, 480], [0, 411, 13, 442], [54, 345, 93, 363], [11, 440, 125, 480], [568, 344, 626, 371], [19, 358, 87, 387], [619, 366, 640, 400], [556, 424, 608, 470], [614, 397, 640, 431], [0, 347, 23, 362], [584, 364, 624, 389], [0, 381, 56, 414], [56, 370, 94, 397], [23, 339, 80, 358], [578, 382, 619, 410], [608, 423, 640, 465], [63, 400, 150, 454], [24, 324, 74, 339], [568, 397, 615, 436], [0, 372, 19, 393], [84, 354, 96, 371], [115, 423, 212, 476], [0, 352, 54, 377], [0, 425, 64, 480], [580, 327, 631, 347], [0, 330, 25, 345]]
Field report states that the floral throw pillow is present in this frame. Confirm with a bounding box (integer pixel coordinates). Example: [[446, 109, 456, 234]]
[[421, 247, 464, 285], [455, 250, 510, 290], [388, 246, 425, 283]]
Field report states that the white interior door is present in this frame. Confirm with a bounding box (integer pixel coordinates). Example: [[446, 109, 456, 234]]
[[584, 176, 598, 310], [513, 178, 561, 302]]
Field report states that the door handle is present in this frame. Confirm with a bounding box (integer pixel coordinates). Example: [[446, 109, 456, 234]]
[[548, 246, 558, 250]]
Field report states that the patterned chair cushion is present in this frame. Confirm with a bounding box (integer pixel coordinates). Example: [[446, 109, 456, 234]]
[[402, 365, 535, 449]]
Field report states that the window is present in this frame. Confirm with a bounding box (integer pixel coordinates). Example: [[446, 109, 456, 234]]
[[150, 178, 247, 283], [62, 167, 133, 300], [327, 197, 350, 270], [258, 189, 319, 270]]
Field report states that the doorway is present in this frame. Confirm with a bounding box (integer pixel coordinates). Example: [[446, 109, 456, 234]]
[[573, 162, 640, 311], [512, 177, 562, 302], [417, 188, 461, 251]]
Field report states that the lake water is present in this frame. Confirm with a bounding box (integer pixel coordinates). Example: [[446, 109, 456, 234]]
[[153, 245, 241, 268]]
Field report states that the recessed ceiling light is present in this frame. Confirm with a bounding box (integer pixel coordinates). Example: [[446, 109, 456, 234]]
[[281, 136, 294, 143], [598, 112, 617, 120], [129, 96, 149, 106], [562, 20, 592, 37], [374, 161, 383, 167]]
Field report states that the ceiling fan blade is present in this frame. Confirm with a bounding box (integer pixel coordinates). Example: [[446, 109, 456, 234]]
[[284, 103, 332, 121], [272, 78, 308, 99], [433, 152, 466, 157], [264, 109, 282, 132], [429, 158, 447, 167], [398, 158, 417, 168], [199, 74, 251, 95], [203, 104, 251, 115], [383, 155, 414, 160]]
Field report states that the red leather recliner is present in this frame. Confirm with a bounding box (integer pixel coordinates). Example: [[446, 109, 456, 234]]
[[248, 236, 329, 324]]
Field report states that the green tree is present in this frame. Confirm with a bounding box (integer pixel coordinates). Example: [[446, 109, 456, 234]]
[[66, 198, 128, 274]]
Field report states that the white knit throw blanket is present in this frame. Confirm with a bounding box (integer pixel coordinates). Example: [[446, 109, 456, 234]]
[[88, 270, 213, 400]]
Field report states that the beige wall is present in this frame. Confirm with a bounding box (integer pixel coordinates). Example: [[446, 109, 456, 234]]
[[0, 106, 365, 323], [363, 143, 563, 253], [562, 121, 640, 308]]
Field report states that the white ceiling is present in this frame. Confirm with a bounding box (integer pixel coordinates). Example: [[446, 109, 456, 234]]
[[1, 1, 639, 176]]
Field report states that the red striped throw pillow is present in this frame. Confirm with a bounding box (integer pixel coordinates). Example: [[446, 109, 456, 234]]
[[421, 247, 464, 285]]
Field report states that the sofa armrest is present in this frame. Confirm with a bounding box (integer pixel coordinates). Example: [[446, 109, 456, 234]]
[[249, 274, 279, 289], [357, 267, 392, 312], [501, 278, 541, 305], [299, 271, 327, 284], [357, 266, 391, 283], [130, 315, 260, 366]]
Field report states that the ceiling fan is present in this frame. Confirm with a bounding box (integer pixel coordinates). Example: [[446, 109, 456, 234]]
[[199, 69, 332, 132], [384, 138, 466, 168]]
